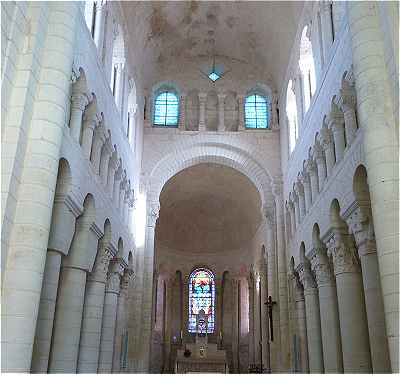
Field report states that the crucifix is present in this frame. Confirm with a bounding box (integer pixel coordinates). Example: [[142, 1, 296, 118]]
[[265, 296, 277, 342]]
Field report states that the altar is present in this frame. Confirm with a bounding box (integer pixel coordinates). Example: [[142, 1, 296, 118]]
[[175, 342, 228, 374], [175, 310, 228, 373]]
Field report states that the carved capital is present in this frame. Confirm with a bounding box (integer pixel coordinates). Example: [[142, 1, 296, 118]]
[[346, 206, 376, 256], [198, 92, 208, 104], [299, 170, 310, 187], [305, 157, 317, 175], [89, 242, 114, 283], [290, 270, 304, 302], [148, 201, 160, 227], [297, 261, 317, 291], [328, 102, 345, 130], [106, 258, 125, 294], [262, 205, 275, 226], [309, 247, 335, 286], [313, 141, 324, 161], [327, 233, 360, 275], [339, 79, 357, 112], [319, 126, 333, 148], [71, 93, 89, 111]]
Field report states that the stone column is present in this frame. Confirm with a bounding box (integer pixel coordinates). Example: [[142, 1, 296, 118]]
[[294, 71, 304, 127], [260, 264, 270, 371], [114, 63, 125, 111], [112, 268, 134, 373], [49, 220, 100, 373], [178, 94, 186, 131], [294, 181, 305, 219], [313, 141, 327, 190], [293, 193, 300, 227], [99, 137, 113, 184], [319, 126, 335, 176], [113, 167, 123, 203], [91, 123, 106, 173], [306, 158, 319, 203], [248, 275, 255, 364], [298, 261, 324, 373], [291, 271, 309, 373], [98, 259, 125, 373], [198, 92, 207, 131], [31, 195, 80, 373], [93, 1, 106, 54], [299, 172, 311, 214], [328, 103, 346, 162], [237, 94, 245, 130], [217, 93, 226, 131], [1, 3, 79, 372], [107, 151, 119, 190], [347, 206, 391, 373], [135, 199, 160, 371], [272, 183, 290, 370], [320, 1, 334, 63], [70, 75, 89, 143], [77, 242, 115, 373], [310, 247, 343, 373], [327, 232, 372, 373], [232, 278, 240, 372], [289, 200, 296, 235], [338, 79, 358, 145], [81, 99, 100, 159], [264, 207, 279, 371]]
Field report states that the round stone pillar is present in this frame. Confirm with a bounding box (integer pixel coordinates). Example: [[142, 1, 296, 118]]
[[291, 271, 309, 374], [1, 3, 79, 372], [178, 94, 186, 130], [306, 159, 319, 203], [70, 89, 89, 142], [93, 1, 106, 54], [298, 260, 324, 373], [289, 201, 296, 234], [347, 206, 391, 373], [91, 123, 106, 173], [237, 95, 245, 130], [198, 92, 207, 131], [77, 242, 114, 373], [295, 181, 305, 219], [319, 126, 335, 176], [98, 259, 125, 373], [81, 99, 100, 159], [339, 80, 358, 145], [310, 247, 343, 373], [217, 93, 226, 131], [313, 141, 327, 190], [328, 103, 346, 162], [300, 172, 311, 213], [272, 183, 290, 370], [347, 2, 399, 369], [328, 233, 372, 373], [320, 1, 334, 63]]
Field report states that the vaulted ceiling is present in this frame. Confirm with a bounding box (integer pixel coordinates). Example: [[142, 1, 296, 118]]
[[121, 1, 304, 91], [156, 163, 262, 253]]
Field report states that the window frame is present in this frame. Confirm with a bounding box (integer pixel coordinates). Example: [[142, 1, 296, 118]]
[[188, 268, 215, 334], [244, 93, 270, 129], [152, 90, 180, 127]]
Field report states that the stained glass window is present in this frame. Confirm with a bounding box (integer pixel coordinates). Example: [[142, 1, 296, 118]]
[[153, 91, 179, 126], [245, 94, 269, 129], [188, 268, 215, 333]]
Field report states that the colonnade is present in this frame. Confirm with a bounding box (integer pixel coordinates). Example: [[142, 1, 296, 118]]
[[30, 178, 134, 373], [289, 194, 391, 373], [175, 89, 278, 132], [69, 69, 135, 226], [286, 72, 358, 237]]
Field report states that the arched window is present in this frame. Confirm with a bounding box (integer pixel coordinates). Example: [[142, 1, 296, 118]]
[[153, 91, 179, 126], [299, 26, 316, 113], [188, 268, 215, 333], [245, 94, 269, 129], [286, 80, 298, 153]]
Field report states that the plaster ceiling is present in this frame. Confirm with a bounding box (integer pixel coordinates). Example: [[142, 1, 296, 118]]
[[121, 1, 304, 91], [156, 163, 262, 253]]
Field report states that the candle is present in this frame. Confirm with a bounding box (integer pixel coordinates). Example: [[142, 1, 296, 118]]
[[180, 330, 183, 340]]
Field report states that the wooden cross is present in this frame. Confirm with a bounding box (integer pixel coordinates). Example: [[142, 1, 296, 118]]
[[265, 296, 277, 342]]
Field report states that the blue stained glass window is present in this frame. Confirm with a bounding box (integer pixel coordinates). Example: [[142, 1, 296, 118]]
[[245, 94, 269, 129], [153, 91, 179, 126], [188, 268, 215, 333]]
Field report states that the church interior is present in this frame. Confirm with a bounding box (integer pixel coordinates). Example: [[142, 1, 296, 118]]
[[1, 1, 398, 373]]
